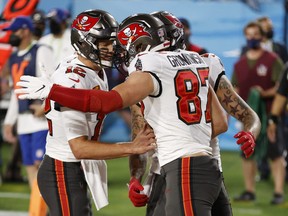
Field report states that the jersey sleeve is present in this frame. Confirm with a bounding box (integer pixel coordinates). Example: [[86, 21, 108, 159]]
[[271, 57, 284, 83], [201, 53, 225, 91], [128, 52, 162, 97], [51, 65, 88, 89]]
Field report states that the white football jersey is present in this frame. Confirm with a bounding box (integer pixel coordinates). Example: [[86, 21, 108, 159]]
[[128, 50, 212, 167], [44, 55, 109, 162]]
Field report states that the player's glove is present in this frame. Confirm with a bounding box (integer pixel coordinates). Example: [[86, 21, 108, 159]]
[[234, 131, 256, 158], [128, 177, 148, 207], [15, 75, 52, 100]]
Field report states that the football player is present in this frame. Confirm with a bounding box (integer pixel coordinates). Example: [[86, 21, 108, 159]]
[[127, 11, 233, 216], [22, 10, 155, 216], [16, 13, 260, 216], [128, 11, 257, 216]]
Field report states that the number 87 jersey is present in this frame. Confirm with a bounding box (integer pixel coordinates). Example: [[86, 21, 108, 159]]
[[128, 50, 214, 167]]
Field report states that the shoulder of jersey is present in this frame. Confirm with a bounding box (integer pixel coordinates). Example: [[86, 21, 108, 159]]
[[201, 53, 224, 67], [201, 53, 218, 61], [52, 63, 88, 87]]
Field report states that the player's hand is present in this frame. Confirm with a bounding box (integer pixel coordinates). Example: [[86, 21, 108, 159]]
[[234, 131, 256, 158], [131, 124, 156, 154], [128, 177, 148, 207], [15, 75, 52, 100]]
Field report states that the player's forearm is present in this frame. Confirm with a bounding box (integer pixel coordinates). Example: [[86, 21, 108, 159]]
[[129, 104, 147, 180], [69, 138, 133, 160], [210, 86, 228, 138], [217, 76, 261, 138], [48, 84, 123, 113], [129, 154, 148, 180]]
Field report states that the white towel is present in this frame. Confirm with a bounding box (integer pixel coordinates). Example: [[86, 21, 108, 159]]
[[142, 154, 160, 197], [81, 160, 108, 210]]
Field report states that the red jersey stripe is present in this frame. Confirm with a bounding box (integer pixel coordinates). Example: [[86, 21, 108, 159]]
[[55, 160, 71, 216], [181, 157, 194, 216]]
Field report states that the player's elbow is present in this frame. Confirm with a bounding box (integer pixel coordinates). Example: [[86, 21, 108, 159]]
[[218, 121, 228, 134], [69, 137, 86, 159]]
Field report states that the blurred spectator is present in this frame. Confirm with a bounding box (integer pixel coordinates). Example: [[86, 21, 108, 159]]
[[31, 9, 46, 41], [267, 65, 288, 177], [240, 16, 288, 182], [2, 16, 54, 188], [257, 16, 288, 182], [240, 16, 288, 63], [179, 17, 208, 54], [267, 63, 288, 144], [232, 21, 285, 205], [39, 8, 74, 68], [257, 16, 288, 63]]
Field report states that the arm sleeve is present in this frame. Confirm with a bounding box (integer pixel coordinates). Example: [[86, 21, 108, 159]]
[[36, 45, 56, 77], [277, 65, 288, 97], [271, 57, 284, 83], [4, 92, 18, 125], [48, 85, 123, 113]]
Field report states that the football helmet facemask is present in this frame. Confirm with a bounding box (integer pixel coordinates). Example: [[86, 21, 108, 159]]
[[116, 13, 170, 66], [151, 11, 185, 51], [71, 9, 118, 67]]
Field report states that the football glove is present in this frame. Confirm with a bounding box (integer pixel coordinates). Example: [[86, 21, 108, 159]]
[[128, 177, 148, 207], [15, 75, 52, 100], [234, 131, 256, 158]]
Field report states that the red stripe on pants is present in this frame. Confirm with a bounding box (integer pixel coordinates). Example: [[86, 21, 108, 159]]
[[55, 160, 70, 216], [181, 157, 194, 216]]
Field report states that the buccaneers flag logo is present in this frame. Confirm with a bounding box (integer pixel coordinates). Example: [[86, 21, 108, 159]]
[[164, 15, 183, 28], [72, 14, 100, 31], [118, 22, 152, 46]]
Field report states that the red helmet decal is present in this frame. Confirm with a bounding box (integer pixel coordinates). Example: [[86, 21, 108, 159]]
[[164, 15, 183, 29], [72, 14, 100, 31], [118, 22, 152, 46]]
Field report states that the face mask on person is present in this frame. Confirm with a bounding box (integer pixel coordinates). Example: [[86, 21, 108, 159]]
[[8, 34, 22, 47], [265, 30, 274, 39], [49, 20, 62, 35], [246, 38, 261, 50]]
